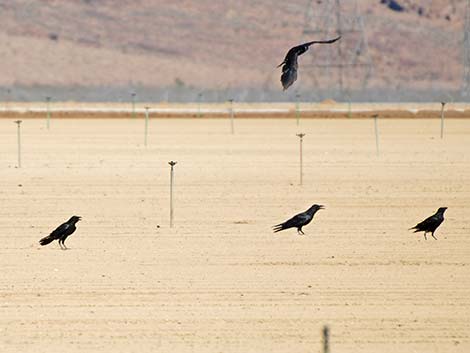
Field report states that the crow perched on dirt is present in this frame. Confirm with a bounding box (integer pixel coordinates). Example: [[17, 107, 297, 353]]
[[409, 207, 447, 240], [278, 36, 341, 91], [273, 204, 324, 234], [39, 216, 81, 249]]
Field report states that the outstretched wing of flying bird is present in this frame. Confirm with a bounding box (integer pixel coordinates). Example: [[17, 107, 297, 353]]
[[278, 36, 341, 90]]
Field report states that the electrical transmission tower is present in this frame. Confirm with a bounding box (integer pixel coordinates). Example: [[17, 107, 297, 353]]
[[462, 0, 470, 97], [302, 0, 373, 95]]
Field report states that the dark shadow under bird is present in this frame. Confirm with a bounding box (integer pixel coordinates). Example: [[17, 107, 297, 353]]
[[273, 204, 324, 235], [39, 216, 81, 249], [278, 36, 341, 91], [409, 207, 447, 240]]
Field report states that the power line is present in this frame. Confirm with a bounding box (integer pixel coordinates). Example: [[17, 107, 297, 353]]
[[462, 0, 470, 96], [302, 0, 373, 94]]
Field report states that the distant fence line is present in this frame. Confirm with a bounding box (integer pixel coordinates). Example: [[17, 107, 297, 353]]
[[1, 103, 469, 120], [0, 104, 469, 114], [0, 85, 466, 103]]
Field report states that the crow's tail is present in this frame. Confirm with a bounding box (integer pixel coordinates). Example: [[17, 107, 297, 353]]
[[39, 235, 55, 246], [272, 223, 285, 233]]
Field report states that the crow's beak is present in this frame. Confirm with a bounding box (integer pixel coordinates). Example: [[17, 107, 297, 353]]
[[78, 216, 82, 221], [319, 205, 325, 210]]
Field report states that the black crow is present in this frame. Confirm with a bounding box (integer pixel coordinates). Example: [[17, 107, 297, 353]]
[[409, 207, 447, 240], [39, 216, 81, 249], [278, 36, 341, 91], [273, 204, 324, 234]]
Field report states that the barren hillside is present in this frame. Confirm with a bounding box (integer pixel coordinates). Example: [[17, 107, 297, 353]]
[[0, 0, 466, 98]]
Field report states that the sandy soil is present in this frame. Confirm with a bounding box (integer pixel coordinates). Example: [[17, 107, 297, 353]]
[[0, 118, 469, 353], [1, 102, 470, 120]]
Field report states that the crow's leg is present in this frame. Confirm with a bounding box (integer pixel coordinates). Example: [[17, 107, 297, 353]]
[[424, 232, 427, 240], [58, 240, 64, 249], [431, 232, 437, 240], [298, 228, 305, 235], [62, 240, 68, 250]]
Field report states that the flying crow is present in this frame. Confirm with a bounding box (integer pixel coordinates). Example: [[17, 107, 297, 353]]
[[39, 216, 81, 249], [409, 207, 447, 240], [278, 36, 341, 90], [273, 204, 324, 234]]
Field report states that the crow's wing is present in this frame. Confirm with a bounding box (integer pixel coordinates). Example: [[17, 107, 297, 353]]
[[300, 36, 341, 48], [49, 222, 71, 239], [283, 212, 310, 228], [279, 49, 300, 90], [274, 212, 310, 232], [280, 62, 298, 90], [412, 214, 439, 231], [39, 222, 71, 246], [281, 36, 341, 66], [278, 36, 340, 90], [278, 47, 299, 69]]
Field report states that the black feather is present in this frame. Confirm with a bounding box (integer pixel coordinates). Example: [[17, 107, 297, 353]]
[[278, 36, 341, 90], [409, 208, 447, 239], [273, 205, 324, 234], [39, 216, 81, 249]]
